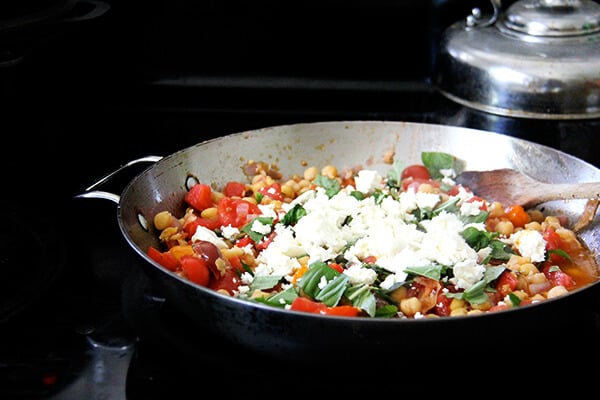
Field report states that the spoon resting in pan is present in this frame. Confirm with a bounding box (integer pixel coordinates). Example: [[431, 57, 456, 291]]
[[454, 168, 600, 231]]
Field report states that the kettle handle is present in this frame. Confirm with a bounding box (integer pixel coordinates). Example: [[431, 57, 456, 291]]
[[465, 0, 501, 29]]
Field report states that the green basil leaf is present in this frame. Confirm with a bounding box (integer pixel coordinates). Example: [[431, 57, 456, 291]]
[[315, 274, 349, 306], [404, 264, 444, 281], [250, 275, 283, 291], [297, 261, 339, 298], [421, 151, 456, 180]]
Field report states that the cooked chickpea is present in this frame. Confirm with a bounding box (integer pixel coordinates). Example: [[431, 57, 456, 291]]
[[303, 167, 319, 181], [524, 221, 542, 231], [450, 307, 468, 316], [518, 263, 539, 276], [449, 298, 465, 310], [281, 183, 295, 198], [528, 209, 545, 223], [321, 165, 338, 179], [154, 210, 174, 230], [243, 196, 258, 205], [298, 179, 311, 189], [201, 207, 218, 219], [467, 309, 484, 315], [543, 216, 562, 230], [399, 297, 422, 317], [495, 220, 514, 236], [388, 286, 407, 304], [527, 272, 547, 285], [417, 183, 436, 193], [221, 246, 245, 259], [159, 226, 179, 242], [547, 285, 568, 298], [487, 201, 504, 218]]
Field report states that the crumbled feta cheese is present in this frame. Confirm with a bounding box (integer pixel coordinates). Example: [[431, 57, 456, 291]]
[[509, 229, 547, 262], [460, 200, 483, 216], [440, 168, 457, 186], [450, 259, 486, 290], [415, 192, 441, 210], [343, 264, 377, 286], [354, 169, 384, 193], [221, 225, 240, 240], [257, 203, 277, 219], [251, 219, 272, 235], [254, 176, 480, 294], [191, 225, 228, 248]]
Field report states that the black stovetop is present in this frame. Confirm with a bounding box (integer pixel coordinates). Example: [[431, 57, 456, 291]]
[[3, 84, 600, 398], [2, 1, 600, 398]]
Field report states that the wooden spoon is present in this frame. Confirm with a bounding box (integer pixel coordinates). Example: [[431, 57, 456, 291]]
[[454, 168, 600, 209]]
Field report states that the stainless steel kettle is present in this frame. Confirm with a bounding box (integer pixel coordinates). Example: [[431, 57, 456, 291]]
[[434, 0, 600, 119]]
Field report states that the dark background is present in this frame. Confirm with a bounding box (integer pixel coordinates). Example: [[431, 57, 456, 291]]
[[2, 1, 599, 398]]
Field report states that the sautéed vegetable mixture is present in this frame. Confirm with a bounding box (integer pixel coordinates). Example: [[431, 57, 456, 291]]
[[147, 152, 599, 318]]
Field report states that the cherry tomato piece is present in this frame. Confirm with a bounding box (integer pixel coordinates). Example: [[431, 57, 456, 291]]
[[185, 184, 214, 211], [401, 165, 431, 180], [180, 255, 210, 286], [224, 181, 247, 198], [147, 245, 179, 271], [505, 205, 530, 228]]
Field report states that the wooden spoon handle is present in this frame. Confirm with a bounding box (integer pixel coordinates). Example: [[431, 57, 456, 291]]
[[535, 181, 600, 203]]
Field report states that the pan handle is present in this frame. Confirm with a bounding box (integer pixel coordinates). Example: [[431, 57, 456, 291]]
[[75, 155, 163, 204]]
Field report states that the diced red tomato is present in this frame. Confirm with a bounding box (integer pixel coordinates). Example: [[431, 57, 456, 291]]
[[465, 196, 488, 211], [254, 231, 276, 251], [541, 264, 576, 290], [290, 297, 360, 317], [184, 183, 214, 211], [504, 205, 529, 228], [223, 181, 247, 198], [235, 236, 254, 248], [328, 263, 344, 273], [227, 255, 243, 270], [495, 270, 519, 297], [183, 216, 221, 237], [401, 165, 431, 180], [363, 255, 377, 264], [209, 267, 242, 294], [402, 178, 441, 192], [433, 292, 452, 317], [258, 182, 284, 201], [180, 255, 210, 286], [217, 197, 262, 228], [543, 227, 568, 263], [488, 303, 509, 313], [147, 245, 179, 272]]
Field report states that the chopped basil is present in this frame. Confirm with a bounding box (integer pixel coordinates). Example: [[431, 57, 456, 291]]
[[404, 264, 445, 281], [297, 262, 340, 299], [313, 174, 341, 198], [241, 216, 274, 242], [315, 274, 349, 307], [346, 284, 378, 317], [421, 151, 456, 180], [250, 275, 283, 291], [258, 286, 298, 308], [280, 204, 306, 226], [386, 160, 404, 188], [547, 248, 573, 262]]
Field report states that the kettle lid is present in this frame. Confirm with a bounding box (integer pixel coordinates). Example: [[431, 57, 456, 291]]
[[502, 0, 600, 37]]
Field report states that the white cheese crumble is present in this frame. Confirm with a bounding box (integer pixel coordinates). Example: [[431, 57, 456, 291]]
[[251, 172, 482, 293], [354, 169, 384, 193], [509, 229, 547, 262], [221, 225, 240, 240], [191, 225, 229, 249]]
